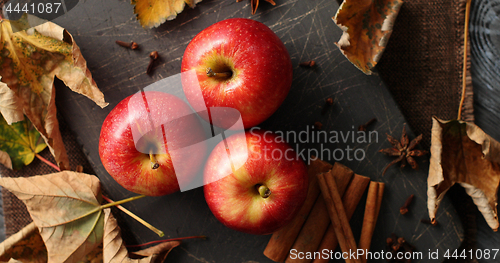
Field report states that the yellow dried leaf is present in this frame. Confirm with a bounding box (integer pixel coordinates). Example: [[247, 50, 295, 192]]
[[0, 14, 108, 170], [132, 0, 203, 28], [0, 116, 47, 170], [333, 0, 403, 74], [103, 209, 180, 263], [0, 171, 105, 262], [428, 117, 500, 231]]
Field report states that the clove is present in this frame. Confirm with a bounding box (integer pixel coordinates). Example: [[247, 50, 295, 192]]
[[116, 40, 139, 50], [321, 98, 334, 115], [299, 60, 316, 68], [147, 51, 159, 74], [386, 234, 415, 263], [400, 194, 414, 215], [314, 121, 323, 130], [358, 117, 377, 131]]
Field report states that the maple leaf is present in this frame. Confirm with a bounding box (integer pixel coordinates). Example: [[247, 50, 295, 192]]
[[103, 209, 180, 263], [428, 117, 500, 231], [0, 171, 106, 262], [132, 0, 203, 29], [333, 0, 403, 74], [0, 114, 46, 170], [0, 14, 108, 170]]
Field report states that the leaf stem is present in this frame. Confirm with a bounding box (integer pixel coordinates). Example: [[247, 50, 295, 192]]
[[100, 195, 146, 210], [73, 195, 148, 227], [457, 0, 471, 120], [102, 195, 164, 237], [35, 154, 60, 172], [125, 235, 207, 248]]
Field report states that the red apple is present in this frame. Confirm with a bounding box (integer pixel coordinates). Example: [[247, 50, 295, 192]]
[[99, 91, 207, 196], [181, 18, 293, 129], [204, 130, 308, 235]]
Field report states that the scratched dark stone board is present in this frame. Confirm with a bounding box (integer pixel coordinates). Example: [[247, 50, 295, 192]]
[[52, 0, 463, 261], [470, 0, 500, 260]]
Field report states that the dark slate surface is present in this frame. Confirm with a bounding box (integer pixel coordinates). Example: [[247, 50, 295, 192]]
[[49, 0, 463, 261]]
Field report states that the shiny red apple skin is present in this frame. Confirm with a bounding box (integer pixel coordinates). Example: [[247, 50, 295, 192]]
[[181, 18, 293, 128], [204, 130, 308, 235], [99, 91, 206, 196]]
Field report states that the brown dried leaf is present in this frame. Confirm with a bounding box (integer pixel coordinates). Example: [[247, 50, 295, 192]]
[[333, 0, 403, 74], [132, 0, 203, 28], [428, 117, 500, 231], [103, 209, 180, 263], [0, 222, 47, 263], [0, 221, 103, 263], [0, 14, 108, 170], [0, 82, 23, 125], [0, 149, 13, 169], [0, 171, 105, 262]]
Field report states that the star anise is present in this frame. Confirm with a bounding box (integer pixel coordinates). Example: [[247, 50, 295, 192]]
[[379, 126, 428, 175], [237, 0, 276, 15]]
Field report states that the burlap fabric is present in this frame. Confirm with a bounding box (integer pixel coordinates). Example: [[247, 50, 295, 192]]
[[377, 0, 474, 146], [0, 0, 476, 260]]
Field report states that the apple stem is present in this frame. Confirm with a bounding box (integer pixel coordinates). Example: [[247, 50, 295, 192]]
[[258, 185, 271, 198], [125, 235, 207, 248], [206, 68, 232, 79], [149, 150, 160, 169], [102, 195, 165, 237]]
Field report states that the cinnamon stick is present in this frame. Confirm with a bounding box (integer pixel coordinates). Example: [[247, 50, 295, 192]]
[[312, 174, 371, 263], [376, 183, 384, 218], [264, 158, 332, 262], [286, 163, 354, 263], [318, 173, 361, 263], [358, 182, 385, 263], [286, 196, 330, 262]]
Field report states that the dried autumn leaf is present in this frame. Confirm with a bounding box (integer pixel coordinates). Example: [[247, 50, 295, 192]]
[[428, 117, 500, 231], [132, 0, 203, 28], [103, 209, 180, 263], [333, 0, 403, 74], [0, 81, 23, 125], [0, 14, 108, 170], [0, 171, 105, 262], [0, 149, 12, 169], [0, 115, 46, 170], [0, 222, 47, 263], [0, 220, 103, 263]]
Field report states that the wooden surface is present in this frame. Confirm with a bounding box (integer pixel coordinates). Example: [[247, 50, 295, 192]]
[[470, 0, 500, 259], [52, 0, 463, 261]]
